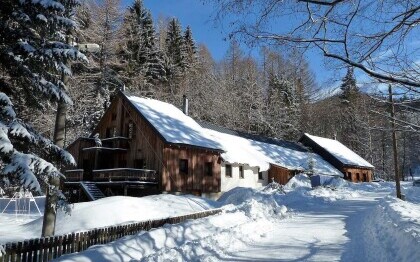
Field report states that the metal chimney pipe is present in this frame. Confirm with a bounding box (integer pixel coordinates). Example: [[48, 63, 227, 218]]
[[183, 95, 189, 116]]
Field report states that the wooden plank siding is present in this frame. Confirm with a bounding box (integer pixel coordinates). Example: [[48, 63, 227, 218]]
[[299, 134, 374, 183], [66, 92, 222, 194], [163, 146, 220, 193], [89, 95, 166, 188], [342, 167, 373, 182], [268, 164, 295, 185]]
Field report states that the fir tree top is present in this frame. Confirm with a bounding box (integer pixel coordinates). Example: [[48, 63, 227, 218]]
[[340, 67, 358, 102]]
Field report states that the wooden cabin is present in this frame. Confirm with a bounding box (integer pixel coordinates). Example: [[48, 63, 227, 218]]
[[299, 133, 374, 182], [65, 91, 223, 201]]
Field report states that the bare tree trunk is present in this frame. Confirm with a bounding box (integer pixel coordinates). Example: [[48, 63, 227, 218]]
[[389, 85, 402, 200], [402, 133, 407, 182]]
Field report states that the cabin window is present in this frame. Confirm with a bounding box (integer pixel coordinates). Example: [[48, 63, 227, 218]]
[[111, 113, 117, 121], [258, 168, 263, 180], [204, 162, 213, 176], [106, 127, 117, 138], [127, 121, 135, 139], [347, 172, 351, 179], [356, 173, 360, 181], [239, 166, 244, 179], [135, 159, 145, 169], [179, 159, 188, 175], [225, 164, 232, 177], [363, 173, 367, 182]]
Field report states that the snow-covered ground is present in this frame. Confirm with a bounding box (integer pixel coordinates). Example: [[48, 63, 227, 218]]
[[0, 194, 217, 244], [51, 176, 420, 262], [1, 177, 419, 261]]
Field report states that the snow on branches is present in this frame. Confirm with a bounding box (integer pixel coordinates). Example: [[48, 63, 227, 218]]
[[1, 0, 87, 105], [0, 92, 75, 193], [0, 0, 83, 195]]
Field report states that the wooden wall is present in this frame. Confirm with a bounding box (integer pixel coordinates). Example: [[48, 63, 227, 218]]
[[268, 164, 295, 185], [67, 93, 222, 194], [342, 167, 373, 182], [91, 95, 166, 180], [66, 138, 94, 169], [162, 146, 221, 193]]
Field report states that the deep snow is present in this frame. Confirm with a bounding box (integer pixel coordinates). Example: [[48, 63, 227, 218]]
[[0, 194, 217, 244], [1, 178, 419, 261], [53, 177, 420, 262]]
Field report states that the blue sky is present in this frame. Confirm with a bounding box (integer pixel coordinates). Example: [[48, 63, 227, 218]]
[[122, 0, 336, 86]]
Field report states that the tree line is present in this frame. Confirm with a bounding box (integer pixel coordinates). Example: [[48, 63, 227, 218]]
[[0, 0, 418, 237], [4, 0, 418, 190]]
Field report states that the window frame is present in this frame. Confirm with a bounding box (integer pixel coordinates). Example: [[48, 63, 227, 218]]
[[239, 166, 244, 179], [127, 121, 135, 139], [225, 164, 232, 178], [258, 168, 263, 180], [179, 159, 189, 175], [204, 162, 213, 177], [134, 159, 145, 169]]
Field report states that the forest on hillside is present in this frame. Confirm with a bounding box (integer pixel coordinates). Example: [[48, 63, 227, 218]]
[[1, 0, 419, 193]]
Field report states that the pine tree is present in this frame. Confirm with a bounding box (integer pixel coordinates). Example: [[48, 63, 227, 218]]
[[266, 73, 300, 140], [0, 0, 87, 235], [165, 18, 187, 79], [122, 0, 165, 87], [142, 12, 166, 83], [123, 0, 149, 71], [340, 67, 358, 103], [183, 26, 197, 69], [339, 67, 362, 150]]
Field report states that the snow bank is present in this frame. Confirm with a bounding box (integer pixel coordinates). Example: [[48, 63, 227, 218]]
[[402, 184, 420, 204], [57, 186, 288, 262], [219, 183, 288, 221], [306, 187, 357, 202], [363, 196, 420, 262], [57, 208, 261, 262], [0, 194, 218, 244], [283, 173, 311, 190]]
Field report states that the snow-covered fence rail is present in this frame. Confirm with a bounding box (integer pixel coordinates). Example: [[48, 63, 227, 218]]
[[0, 208, 222, 262]]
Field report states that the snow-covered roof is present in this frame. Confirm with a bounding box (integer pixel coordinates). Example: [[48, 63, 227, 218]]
[[203, 127, 343, 177], [303, 133, 374, 168], [126, 95, 223, 151]]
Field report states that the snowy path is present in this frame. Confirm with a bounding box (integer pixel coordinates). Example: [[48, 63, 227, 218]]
[[228, 193, 383, 261]]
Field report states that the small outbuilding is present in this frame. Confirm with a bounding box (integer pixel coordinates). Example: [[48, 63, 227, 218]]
[[299, 133, 374, 182]]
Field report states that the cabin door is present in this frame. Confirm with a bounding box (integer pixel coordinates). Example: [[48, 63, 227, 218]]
[[83, 159, 93, 181]]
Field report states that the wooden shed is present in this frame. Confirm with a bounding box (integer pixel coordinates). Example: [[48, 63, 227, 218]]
[[66, 91, 223, 199], [299, 133, 374, 182]]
